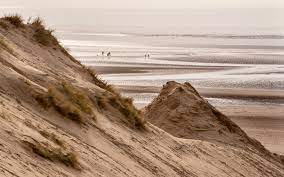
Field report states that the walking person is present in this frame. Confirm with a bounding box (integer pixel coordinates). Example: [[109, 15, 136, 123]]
[[107, 52, 111, 58]]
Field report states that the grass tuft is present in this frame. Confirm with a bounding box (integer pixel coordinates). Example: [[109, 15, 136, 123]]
[[39, 130, 65, 147], [109, 95, 145, 129], [30, 17, 59, 46], [85, 67, 115, 93], [34, 82, 96, 124], [28, 142, 79, 169], [2, 14, 24, 28], [82, 66, 146, 129], [61, 82, 93, 114]]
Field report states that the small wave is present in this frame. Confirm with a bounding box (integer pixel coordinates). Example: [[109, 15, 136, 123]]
[[126, 33, 284, 39], [57, 31, 128, 37]]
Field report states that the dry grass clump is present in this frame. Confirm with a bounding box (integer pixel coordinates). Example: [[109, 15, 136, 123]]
[[30, 17, 59, 46], [94, 90, 145, 129], [83, 67, 146, 129], [39, 130, 65, 147], [109, 95, 145, 129], [95, 93, 108, 110], [34, 82, 96, 124], [2, 14, 24, 28], [85, 67, 115, 93], [28, 142, 79, 168], [62, 82, 92, 114]]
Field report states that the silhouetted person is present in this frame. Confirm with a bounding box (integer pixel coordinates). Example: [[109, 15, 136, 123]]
[[107, 52, 111, 58]]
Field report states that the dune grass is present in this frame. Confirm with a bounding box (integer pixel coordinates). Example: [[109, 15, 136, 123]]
[[2, 14, 24, 28], [39, 130, 65, 147], [34, 82, 96, 124], [61, 82, 93, 114], [109, 95, 145, 129], [85, 67, 115, 93], [94, 89, 145, 129], [95, 93, 108, 110], [30, 17, 59, 46], [85, 67, 146, 129], [29, 142, 79, 168]]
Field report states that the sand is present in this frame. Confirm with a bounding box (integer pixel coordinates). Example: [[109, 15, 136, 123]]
[[0, 18, 283, 177]]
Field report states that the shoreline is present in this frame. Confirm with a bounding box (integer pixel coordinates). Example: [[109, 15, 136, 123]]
[[116, 84, 284, 100]]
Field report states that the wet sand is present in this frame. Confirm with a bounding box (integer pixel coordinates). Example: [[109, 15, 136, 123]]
[[93, 65, 230, 74], [116, 85, 284, 100]]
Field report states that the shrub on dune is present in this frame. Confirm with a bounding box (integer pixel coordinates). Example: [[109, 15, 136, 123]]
[[30, 17, 59, 46], [2, 14, 24, 28]]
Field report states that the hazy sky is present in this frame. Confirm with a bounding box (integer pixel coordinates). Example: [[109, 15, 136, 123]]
[[1, 0, 284, 9]]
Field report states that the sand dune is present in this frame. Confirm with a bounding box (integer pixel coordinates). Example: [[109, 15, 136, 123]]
[[0, 16, 283, 177]]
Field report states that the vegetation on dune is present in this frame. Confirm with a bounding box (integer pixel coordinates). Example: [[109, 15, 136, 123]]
[[85, 67, 115, 93], [61, 82, 93, 114], [34, 82, 96, 124], [94, 89, 145, 129], [109, 95, 145, 129], [39, 130, 65, 147], [95, 92, 108, 110], [85, 67, 146, 129], [2, 14, 24, 28], [0, 14, 145, 129], [27, 142, 79, 169], [30, 17, 59, 46]]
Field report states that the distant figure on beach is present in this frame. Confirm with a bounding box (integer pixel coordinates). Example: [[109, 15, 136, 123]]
[[107, 52, 111, 58], [145, 53, 150, 59], [102, 51, 105, 56]]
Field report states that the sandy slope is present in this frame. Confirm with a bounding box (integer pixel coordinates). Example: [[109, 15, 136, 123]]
[[0, 19, 283, 177]]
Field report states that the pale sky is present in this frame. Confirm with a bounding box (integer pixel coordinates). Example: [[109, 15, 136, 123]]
[[1, 0, 284, 9]]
